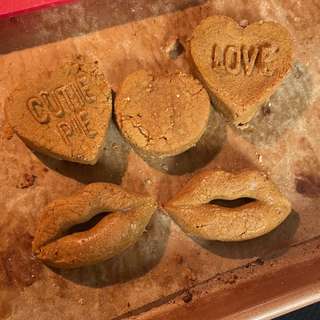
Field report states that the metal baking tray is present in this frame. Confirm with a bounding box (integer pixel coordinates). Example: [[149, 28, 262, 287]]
[[1, 0, 319, 319]]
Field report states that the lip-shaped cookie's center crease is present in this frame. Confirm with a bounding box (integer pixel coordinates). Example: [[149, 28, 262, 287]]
[[204, 197, 265, 235], [36, 204, 142, 251], [63, 209, 138, 244], [66, 211, 111, 235], [209, 197, 257, 208]]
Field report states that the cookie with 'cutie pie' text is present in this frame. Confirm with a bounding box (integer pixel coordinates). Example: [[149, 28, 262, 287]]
[[5, 63, 112, 165]]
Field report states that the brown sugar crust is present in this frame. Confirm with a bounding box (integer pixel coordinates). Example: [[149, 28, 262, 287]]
[[32, 183, 155, 268], [164, 169, 292, 241], [5, 63, 112, 165], [190, 16, 294, 126], [114, 69, 211, 158]]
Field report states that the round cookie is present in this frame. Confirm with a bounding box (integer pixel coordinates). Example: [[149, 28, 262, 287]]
[[114, 69, 211, 158]]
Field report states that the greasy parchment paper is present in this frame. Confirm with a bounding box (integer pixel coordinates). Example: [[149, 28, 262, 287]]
[[0, 0, 320, 319]]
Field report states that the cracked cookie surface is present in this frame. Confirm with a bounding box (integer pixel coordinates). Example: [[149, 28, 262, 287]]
[[164, 169, 292, 241], [114, 69, 210, 158]]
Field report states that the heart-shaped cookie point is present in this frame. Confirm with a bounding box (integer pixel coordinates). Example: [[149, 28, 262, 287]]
[[190, 16, 294, 126], [5, 63, 112, 165]]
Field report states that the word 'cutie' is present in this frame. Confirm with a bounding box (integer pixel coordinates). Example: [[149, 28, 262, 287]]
[[212, 45, 278, 76], [27, 77, 97, 145]]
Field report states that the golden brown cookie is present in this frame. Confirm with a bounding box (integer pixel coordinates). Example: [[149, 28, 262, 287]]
[[5, 63, 112, 165], [114, 69, 211, 158], [32, 183, 155, 268], [190, 16, 294, 126], [164, 169, 291, 241]]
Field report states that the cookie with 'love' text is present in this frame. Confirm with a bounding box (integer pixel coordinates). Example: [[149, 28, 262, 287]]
[[190, 16, 294, 126]]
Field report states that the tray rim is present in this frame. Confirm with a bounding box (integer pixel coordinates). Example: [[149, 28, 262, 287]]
[[128, 236, 320, 320]]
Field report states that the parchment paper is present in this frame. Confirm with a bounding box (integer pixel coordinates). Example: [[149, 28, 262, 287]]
[[0, 0, 319, 319]]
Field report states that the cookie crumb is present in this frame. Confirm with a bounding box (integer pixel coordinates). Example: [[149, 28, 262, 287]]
[[1, 124, 14, 140], [183, 268, 197, 281], [223, 273, 237, 284], [239, 19, 249, 28], [237, 122, 249, 130], [182, 291, 193, 303], [174, 253, 183, 264], [165, 36, 179, 53], [78, 298, 85, 305], [17, 174, 36, 189], [161, 164, 169, 171], [142, 178, 151, 186]]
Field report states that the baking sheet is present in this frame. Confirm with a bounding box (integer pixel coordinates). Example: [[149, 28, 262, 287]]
[[0, 0, 320, 319]]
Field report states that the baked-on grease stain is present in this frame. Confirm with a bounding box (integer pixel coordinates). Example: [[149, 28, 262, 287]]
[[295, 173, 320, 198], [1, 230, 43, 289]]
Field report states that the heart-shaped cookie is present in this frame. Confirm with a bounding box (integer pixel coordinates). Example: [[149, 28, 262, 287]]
[[5, 63, 112, 165], [114, 69, 210, 158], [190, 16, 294, 126]]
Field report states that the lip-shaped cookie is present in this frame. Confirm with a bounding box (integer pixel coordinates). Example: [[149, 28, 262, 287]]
[[32, 183, 155, 268], [190, 16, 294, 126], [5, 63, 112, 165], [114, 69, 211, 158], [164, 169, 291, 241]]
